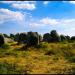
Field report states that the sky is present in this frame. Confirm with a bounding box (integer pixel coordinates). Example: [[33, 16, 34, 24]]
[[0, 1, 75, 36]]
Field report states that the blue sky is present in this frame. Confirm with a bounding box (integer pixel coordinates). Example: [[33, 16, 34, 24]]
[[0, 1, 75, 36]]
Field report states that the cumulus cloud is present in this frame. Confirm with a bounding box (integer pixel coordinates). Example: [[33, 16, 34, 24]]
[[29, 17, 59, 28], [62, 1, 75, 4], [1, 1, 36, 10], [68, 1, 75, 4], [1, 1, 36, 4], [29, 18, 58, 27], [29, 17, 75, 29], [0, 8, 25, 24], [43, 1, 49, 5], [0, 1, 16, 4], [12, 3, 35, 10], [29, 17, 75, 36], [40, 17, 59, 25]]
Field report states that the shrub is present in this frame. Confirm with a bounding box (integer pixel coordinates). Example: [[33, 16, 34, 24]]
[[45, 50, 55, 56], [0, 62, 27, 74], [68, 56, 75, 63], [37, 42, 49, 49], [1, 44, 10, 49]]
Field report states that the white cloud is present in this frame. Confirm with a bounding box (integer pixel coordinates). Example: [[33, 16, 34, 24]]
[[29, 17, 75, 30], [40, 17, 59, 25], [62, 1, 75, 5], [69, 1, 75, 4], [30, 23, 40, 28], [29, 17, 75, 36], [0, 1, 16, 4], [29, 17, 59, 28], [0, 6, 75, 36], [43, 1, 49, 5], [39, 18, 75, 26], [29, 18, 61, 28], [12, 3, 35, 10], [1, 1, 36, 4], [1, 1, 36, 10], [0, 8, 24, 24]]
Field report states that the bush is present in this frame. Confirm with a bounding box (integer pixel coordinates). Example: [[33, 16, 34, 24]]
[[1, 44, 10, 49], [45, 50, 55, 56], [68, 56, 75, 63], [0, 62, 27, 74], [37, 42, 49, 49]]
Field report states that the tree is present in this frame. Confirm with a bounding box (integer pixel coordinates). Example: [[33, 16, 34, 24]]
[[43, 33, 52, 42], [0, 34, 4, 47], [50, 30, 61, 42]]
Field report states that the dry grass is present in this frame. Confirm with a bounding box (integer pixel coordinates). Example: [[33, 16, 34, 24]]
[[0, 42, 75, 74]]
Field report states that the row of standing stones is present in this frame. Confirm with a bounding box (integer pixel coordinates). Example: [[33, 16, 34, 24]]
[[1, 30, 75, 47]]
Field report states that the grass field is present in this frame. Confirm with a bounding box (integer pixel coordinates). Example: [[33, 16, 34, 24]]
[[0, 42, 75, 74]]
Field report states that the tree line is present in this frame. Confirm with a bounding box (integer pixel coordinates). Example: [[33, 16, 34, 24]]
[[0, 30, 75, 47]]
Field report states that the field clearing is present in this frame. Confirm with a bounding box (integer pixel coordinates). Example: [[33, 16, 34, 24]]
[[0, 42, 75, 74]]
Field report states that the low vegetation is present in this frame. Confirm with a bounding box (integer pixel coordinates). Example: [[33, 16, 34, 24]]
[[0, 30, 75, 74]]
